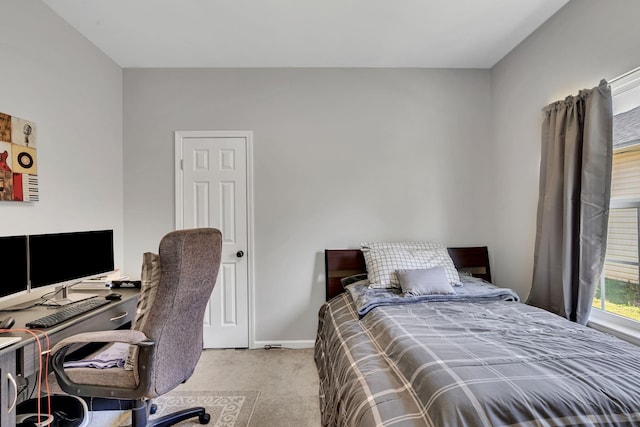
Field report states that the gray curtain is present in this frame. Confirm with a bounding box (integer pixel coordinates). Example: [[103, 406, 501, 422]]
[[527, 80, 612, 325]]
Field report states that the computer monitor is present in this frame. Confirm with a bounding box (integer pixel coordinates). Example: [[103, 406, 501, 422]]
[[0, 235, 29, 302], [28, 230, 114, 304]]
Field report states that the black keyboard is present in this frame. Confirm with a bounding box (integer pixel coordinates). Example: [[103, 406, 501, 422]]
[[26, 298, 111, 328]]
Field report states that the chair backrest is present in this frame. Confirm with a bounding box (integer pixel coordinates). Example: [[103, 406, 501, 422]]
[[141, 228, 222, 397]]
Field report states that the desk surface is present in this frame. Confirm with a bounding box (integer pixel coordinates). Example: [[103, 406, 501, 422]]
[[0, 337, 21, 350], [0, 289, 139, 358]]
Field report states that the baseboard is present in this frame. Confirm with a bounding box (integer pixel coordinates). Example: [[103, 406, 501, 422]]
[[252, 340, 315, 350]]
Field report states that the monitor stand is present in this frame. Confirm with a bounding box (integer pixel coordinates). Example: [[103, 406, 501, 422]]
[[41, 286, 98, 306], [1, 300, 41, 311]]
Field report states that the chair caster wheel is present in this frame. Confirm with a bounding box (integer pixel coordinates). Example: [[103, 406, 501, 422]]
[[149, 403, 157, 415], [199, 412, 211, 424]]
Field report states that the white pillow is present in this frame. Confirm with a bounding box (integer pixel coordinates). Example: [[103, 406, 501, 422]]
[[361, 242, 461, 289]]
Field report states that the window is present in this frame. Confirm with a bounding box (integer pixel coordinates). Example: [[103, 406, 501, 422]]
[[593, 68, 640, 325]]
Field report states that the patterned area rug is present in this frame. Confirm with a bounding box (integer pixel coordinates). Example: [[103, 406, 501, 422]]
[[86, 390, 260, 427], [150, 391, 260, 426]]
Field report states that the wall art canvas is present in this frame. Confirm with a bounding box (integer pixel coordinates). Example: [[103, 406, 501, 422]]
[[0, 112, 38, 202]]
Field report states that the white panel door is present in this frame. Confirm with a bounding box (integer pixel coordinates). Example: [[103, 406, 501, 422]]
[[176, 131, 250, 348]]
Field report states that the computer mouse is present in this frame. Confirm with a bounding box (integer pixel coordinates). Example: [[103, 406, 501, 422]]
[[0, 316, 15, 329], [105, 293, 122, 301]]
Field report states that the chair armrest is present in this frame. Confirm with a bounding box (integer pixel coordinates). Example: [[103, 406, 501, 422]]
[[51, 330, 155, 400], [50, 330, 148, 355]]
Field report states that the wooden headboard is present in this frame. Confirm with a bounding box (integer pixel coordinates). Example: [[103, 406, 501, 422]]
[[324, 246, 492, 301]]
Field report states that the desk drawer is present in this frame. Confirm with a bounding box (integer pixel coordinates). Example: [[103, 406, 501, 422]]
[[21, 297, 137, 377]]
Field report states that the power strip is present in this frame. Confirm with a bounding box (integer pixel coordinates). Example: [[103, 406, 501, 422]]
[[73, 282, 113, 290]]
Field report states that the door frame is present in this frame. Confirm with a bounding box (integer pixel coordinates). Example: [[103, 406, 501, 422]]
[[174, 130, 256, 349]]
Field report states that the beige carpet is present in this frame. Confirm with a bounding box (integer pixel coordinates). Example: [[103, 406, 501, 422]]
[[44, 348, 320, 426], [185, 348, 320, 426]]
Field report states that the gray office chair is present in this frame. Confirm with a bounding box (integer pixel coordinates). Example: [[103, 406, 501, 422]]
[[50, 228, 222, 426]]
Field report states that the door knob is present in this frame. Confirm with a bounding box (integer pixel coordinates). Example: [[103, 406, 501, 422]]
[[236, 250, 244, 258]]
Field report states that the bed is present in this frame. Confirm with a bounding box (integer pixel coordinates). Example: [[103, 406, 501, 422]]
[[315, 245, 640, 427]]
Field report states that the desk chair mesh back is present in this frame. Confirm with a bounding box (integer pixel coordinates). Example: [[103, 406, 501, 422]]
[[51, 228, 223, 426]]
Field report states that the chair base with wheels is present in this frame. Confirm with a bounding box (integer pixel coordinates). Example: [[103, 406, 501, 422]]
[[131, 399, 210, 427]]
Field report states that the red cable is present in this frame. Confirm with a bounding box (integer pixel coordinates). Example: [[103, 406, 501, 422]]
[[34, 330, 52, 420], [1, 328, 51, 424]]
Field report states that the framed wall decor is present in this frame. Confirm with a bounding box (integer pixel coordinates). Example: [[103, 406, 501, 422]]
[[0, 112, 38, 202]]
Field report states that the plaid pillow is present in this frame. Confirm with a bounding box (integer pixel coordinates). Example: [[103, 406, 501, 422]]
[[131, 252, 161, 331], [361, 242, 461, 289], [340, 273, 369, 288], [125, 252, 161, 372], [362, 241, 445, 251]]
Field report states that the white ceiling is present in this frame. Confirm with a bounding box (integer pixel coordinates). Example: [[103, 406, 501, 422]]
[[42, 0, 570, 69]]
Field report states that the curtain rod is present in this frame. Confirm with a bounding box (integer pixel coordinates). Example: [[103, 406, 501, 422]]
[[609, 65, 640, 84]]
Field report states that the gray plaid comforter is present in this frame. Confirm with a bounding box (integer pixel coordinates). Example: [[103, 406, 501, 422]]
[[315, 294, 640, 426]]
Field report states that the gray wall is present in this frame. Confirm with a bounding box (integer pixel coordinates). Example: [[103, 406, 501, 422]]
[[6, 0, 638, 345], [491, 0, 640, 299], [123, 68, 494, 343], [0, 2, 123, 268]]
